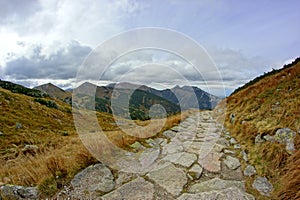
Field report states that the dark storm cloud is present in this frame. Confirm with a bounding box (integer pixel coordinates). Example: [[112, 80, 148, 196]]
[[4, 40, 92, 79]]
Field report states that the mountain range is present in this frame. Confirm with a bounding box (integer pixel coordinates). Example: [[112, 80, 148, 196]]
[[33, 81, 221, 120]]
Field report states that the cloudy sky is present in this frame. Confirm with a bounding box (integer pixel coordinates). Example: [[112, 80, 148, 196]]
[[0, 0, 299, 96]]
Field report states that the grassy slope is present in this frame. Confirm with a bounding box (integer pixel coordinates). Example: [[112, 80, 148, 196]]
[[0, 86, 188, 197], [216, 59, 300, 199]]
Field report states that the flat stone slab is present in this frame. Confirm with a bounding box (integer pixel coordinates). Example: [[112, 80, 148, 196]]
[[198, 152, 223, 172], [189, 177, 245, 193], [71, 163, 115, 195], [162, 139, 184, 154], [178, 187, 255, 200], [223, 155, 241, 170], [162, 152, 197, 168], [148, 164, 187, 196], [101, 177, 154, 200]]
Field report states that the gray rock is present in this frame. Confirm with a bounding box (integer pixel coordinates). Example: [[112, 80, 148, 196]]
[[171, 126, 179, 132], [0, 131, 3, 136], [22, 145, 39, 154], [244, 165, 256, 176], [230, 138, 237, 144], [263, 134, 275, 142], [217, 138, 230, 147], [189, 177, 245, 193], [224, 149, 235, 155], [241, 150, 248, 162], [233, 144, 241, 149], [255, 134, 265, 144], [115, 172, 139, 188], [275, 128, 296, 143], [139, 148, 160, 169], [275, 128, 296, 152], [102, 177, 154, 200], [0, 185, 39, 200], [252, 176, 273, 196], [162, 140, 183, 154], [163, 152, 197, 168], [188, 164, 203, 180], [178, 187, 255, 200], [71, 163, 115, 195], [148, 164, 187, 196], [163, 130, 177, 139], [15, 122, 22, 129], [198, 152, 223, 173], [223, 156, 241, 170]]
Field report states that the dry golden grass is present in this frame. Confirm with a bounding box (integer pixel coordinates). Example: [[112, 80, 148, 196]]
[[215, 60, 300, 199], [0, 87, 188, 197]]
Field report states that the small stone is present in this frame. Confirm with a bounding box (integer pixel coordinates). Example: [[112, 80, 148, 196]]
[[244, 165, 256, 176], [274, 128, 296, 153], [0, 131, 3, 136], [223, 155, 241, 170], [275, 128, 296, 143], [263, 134, 275, 142], [15, 122, 22, 129], [230, 138, 237, 144], [171, 126, 179, 132], [255, 135, 265, 144], [241, 150, 248, 162], [22, 145, 39, 154], [188, 164, 203, 180], [234, 144, 241, 149], [130, 141, 145, 151], [224, 149, 235, 154], [163, 130, 176, 139], [252, 176, 273, 196]]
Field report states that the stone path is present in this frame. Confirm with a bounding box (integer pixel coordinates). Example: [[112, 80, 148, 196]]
[[56, 111, 255, 200]]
